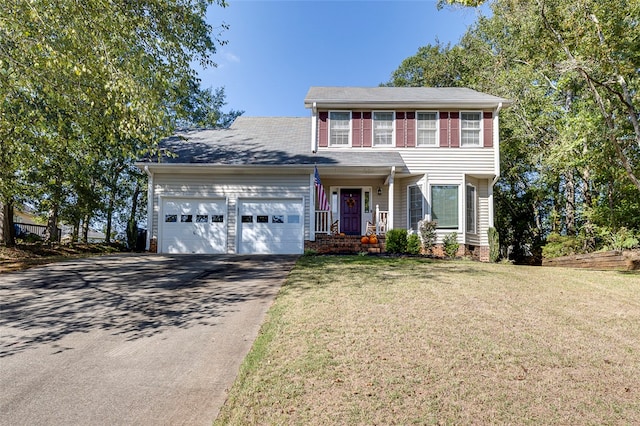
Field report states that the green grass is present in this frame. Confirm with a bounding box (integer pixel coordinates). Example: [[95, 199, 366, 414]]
[[215, 256, 640, 425]]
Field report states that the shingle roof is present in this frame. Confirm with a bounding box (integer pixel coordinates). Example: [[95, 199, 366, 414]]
[[149, 116, 406, 168], [304, 86, 511, 108]]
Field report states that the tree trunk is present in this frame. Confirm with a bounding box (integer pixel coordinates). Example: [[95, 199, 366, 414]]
[[1, 200, 16, 247], [82, 214, 90, 243], [44, 205, 59, 244], [127, 182, 140, 250], [105, 194, 114, 244], [564, 170, 576, 236]]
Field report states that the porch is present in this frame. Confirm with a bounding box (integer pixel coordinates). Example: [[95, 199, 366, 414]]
[[314, 205, 389, 236]]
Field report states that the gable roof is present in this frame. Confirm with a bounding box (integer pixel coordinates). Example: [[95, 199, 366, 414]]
[[145, 116, 406, 169], [304, 86, 511, 109]]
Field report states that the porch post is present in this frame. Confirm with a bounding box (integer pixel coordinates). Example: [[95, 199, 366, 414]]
[[387, 166, 395, 230], [309, 172, 316, 241]]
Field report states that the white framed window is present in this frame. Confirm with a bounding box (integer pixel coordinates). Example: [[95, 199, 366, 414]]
[[431, 185, 459, 229], [466, 184, 476, 234], [373, 111, 394, 146], [416, 111, 438, 146], [460, 112, 482, 146], [408, 185, 424, 230], [329, 111, 351, 146]]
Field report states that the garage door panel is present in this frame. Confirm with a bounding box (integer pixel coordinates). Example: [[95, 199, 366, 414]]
[[161, 198, 227, 254], [238, 199, 304, 255]]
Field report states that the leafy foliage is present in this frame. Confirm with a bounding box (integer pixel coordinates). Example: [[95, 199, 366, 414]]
[[385, 229, 408, 254], [406, 234, 421, 255], [0, 0, 240, 245], [488, 227, 500, 262], [442, 233, 460, 258], [388, 0, 640, 259], [418, 219, 438, 254]]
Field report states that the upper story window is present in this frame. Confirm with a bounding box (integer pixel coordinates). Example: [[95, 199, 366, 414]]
[[329, 111, 351, 146], [460, 112, 482, 146], [373, 111, 394, 146], [416, 112, 438, 146]]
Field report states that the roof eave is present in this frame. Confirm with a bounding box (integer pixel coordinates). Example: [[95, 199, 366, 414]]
[[304, 100, 513, 110]]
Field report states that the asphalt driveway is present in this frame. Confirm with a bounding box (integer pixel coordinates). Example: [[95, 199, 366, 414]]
[[0, 254, 297, 426]]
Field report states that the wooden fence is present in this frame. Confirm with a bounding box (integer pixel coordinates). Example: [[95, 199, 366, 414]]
[[542, 249, 640, 271]]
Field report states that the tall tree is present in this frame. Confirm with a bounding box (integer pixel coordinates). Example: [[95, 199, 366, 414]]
[[0, 0, 230, 244]]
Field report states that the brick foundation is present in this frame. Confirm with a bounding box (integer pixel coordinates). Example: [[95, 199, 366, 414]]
[[305, 234, 385, 254], [149, 237, 158, 253], [306, 235, 490, 261]]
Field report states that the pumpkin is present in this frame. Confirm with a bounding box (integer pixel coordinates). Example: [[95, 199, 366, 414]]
[[361, 236, 370, 244], [369, 235, 378, 244], [339, 232, 346, 237]]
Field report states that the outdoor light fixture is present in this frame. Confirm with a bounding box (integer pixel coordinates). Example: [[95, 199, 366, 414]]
[[377, 187, 382, 196]]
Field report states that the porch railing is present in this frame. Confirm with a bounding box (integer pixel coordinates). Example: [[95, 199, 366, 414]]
[[313, 207, 389, 235], [315, 210, 331, 234], [375, 206, 388, 235]]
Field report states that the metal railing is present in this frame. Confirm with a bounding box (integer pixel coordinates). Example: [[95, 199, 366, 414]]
[[14, 222, 62, 242]]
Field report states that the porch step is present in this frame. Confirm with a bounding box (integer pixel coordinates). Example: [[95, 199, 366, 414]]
[[305, 234, 386, 254]]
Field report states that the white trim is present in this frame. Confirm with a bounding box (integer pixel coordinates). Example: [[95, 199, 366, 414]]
[[311, 103, 318, 152], [372, 110, 396, 147], [328, 186, 372, 235], [428, 183, 461, 232], [407, 184, 425, 231], [459, 110, 483, 147], [328, 110, 352, 147], [415, 111, 440, 147], [309, 173, 316, 241], [465, 183, 477, 235]]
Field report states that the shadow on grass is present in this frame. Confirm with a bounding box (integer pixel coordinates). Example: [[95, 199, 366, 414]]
[[0, 254, 296, 357]]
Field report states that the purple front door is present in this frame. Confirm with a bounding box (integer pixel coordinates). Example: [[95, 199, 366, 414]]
[[340, 189, 361, 235]]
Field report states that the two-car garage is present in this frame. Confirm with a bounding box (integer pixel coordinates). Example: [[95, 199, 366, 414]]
[[159, 197, 304, 255]]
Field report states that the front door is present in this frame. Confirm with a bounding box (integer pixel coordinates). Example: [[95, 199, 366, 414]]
[[340, 189, 361, 235]]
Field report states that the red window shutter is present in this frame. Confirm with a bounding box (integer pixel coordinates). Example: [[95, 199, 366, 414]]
[[405, 111, 415, 147], [450, 111, 460, 148], [483, 111, 493, 147], [362, 112, 372, 147], [439, 112, 449, 147], [396, 112, 405, 147], [352, 112, 362, 147], [319, 111, 328, 147]]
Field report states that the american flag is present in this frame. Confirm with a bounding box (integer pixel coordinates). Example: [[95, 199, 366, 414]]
[[314, 166, 330, 211]]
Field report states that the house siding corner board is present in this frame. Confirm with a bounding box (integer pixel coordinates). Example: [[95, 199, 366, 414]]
[[152, 174, 310, 253], [318, 110, 493, 149]]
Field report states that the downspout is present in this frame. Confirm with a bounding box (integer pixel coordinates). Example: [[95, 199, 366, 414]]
[[144, 165, 153, 251], [489, 102, 503, 228]]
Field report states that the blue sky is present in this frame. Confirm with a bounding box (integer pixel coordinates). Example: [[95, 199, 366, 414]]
[[198, 1, 487, 117]]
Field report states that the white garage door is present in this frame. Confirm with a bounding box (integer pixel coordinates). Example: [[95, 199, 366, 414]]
[[238, 199, 304, 254], [161, 198, 227, 254]]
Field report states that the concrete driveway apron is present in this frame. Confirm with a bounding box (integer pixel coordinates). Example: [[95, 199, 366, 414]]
[[0, 254, 296, 426]]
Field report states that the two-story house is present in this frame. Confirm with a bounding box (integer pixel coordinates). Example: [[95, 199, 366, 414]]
[[138, 86, 510, 260]]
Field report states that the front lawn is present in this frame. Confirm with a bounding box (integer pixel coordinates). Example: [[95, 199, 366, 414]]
[[216, 256, 640, 425]]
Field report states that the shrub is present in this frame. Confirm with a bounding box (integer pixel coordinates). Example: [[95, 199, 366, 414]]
[[385, 229, 408, 254], [606, 227, 640, 251], [488, 227, 500, 262], [418, 219, 437, 254], [406, 234, 421, 255], [542, 233, 582, 258], [442, 232, 459, 258]]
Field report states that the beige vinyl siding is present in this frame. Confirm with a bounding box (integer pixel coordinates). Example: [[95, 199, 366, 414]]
[[477, 179, 490, 246], [399, 148, 495, 176], [152, 173, 310, 253]]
